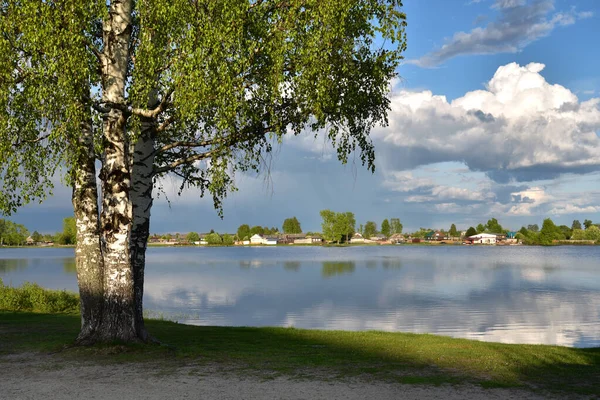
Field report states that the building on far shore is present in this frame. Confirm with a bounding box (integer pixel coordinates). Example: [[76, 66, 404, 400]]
[[465, 233, 497, 244], [388, 233, 405, 244], [350, 233, 365, 243], [250, 234, 278, 245]]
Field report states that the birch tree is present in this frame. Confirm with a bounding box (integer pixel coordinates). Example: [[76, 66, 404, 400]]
[[0, 0, 407, 343]]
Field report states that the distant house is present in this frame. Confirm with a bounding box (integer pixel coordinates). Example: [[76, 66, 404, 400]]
[[493, 233, 506, 241], [389, 233, 405, 244], [197, 233, 210, 245], [370, 234, 387, 241], [425, 231, 445, 241], [26, 236, 34, 245], [467, 233, 497, 244], [295, 235, 323, 244], [263, 236, 279, 245], [350, 233, 365, 243], [250, 234, 265, 245], [249, 234, 278, 245], [279, 233, 306, 244], [506, 231, 517, 239]]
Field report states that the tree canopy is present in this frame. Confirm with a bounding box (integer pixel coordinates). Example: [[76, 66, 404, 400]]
[[380, 219, 390, 237], [57, 217, 77, 245], [237, 224, 251, 240], [320, 210, 355, 243], [465, 227, 477, 237], [363, 221, 377, 238], [449, 224, 458, 237], [186, 232, 200, 242], [0, 219, 29, 246], [282, 217, 302, 234], [390, 218, 402, 234], [485, 218, 503, 234]]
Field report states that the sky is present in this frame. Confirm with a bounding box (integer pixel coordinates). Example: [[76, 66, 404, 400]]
[[9, 0, 600, 234]]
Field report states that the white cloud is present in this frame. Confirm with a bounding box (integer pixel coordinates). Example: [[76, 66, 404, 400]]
[[548, 204, 600, 215], [410, 1, 592, 67], [374, 62, 600, 182], [506, 187, 550, 215], [382, 171, 434, 192], [492, 0, 526, 9]]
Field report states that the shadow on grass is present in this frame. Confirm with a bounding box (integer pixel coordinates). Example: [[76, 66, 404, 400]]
[[1, 311, 599, 396]]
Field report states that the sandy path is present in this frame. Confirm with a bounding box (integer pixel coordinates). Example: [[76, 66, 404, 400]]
[[0, 353, 570, 400]]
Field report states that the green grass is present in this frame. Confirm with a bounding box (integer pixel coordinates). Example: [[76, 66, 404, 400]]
[[0, 311, 599, 396], [0, 278, 79, 313]]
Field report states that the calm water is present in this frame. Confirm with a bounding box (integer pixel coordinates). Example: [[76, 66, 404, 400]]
[[1, 246, 599, 348]]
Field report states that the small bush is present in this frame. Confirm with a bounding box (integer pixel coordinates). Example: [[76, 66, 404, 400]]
[[0, 281, 79, 313]]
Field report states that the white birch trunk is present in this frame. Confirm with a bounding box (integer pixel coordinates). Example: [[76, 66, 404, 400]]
[[130, 92, 157, 341], [72, 114, 104, 344], [98, 0, 137, 342]]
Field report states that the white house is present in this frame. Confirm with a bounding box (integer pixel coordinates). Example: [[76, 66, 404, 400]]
[[250, 234, 278, 245], [263, 236, 279, 245], [250, 234, 264, 244], [468, 233, 497, 244], [349, 233, 365, 243]]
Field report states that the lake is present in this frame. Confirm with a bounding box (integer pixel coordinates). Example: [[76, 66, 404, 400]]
[[1, 245, 599, 348]]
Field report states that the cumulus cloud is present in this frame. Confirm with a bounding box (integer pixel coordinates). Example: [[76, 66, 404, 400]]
[[374, 62, 600, 183], [410, 0, 592, 67]]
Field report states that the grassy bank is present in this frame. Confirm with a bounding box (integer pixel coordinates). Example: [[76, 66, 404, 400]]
[[0, 278, 79, 313], [1, 286, 599, 396]]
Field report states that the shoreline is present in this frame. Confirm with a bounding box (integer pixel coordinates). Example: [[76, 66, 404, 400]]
[[2, 242, 598, 249]]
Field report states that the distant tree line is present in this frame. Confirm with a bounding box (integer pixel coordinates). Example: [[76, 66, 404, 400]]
[[146, 215, 600, 246], [0, 217, 77, 246], [357, 218, 403, 238], [0, 219, 29, 246], [516, 218, 600, 245]]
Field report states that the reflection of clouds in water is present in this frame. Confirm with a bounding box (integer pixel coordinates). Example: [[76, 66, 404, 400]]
[[520, 268, 546, 283], [282, 293, 600, 347], [144, 263, 600, 347], [144, 274, 254, 308]]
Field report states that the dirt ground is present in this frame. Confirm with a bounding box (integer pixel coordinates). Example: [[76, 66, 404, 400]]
[[0, 353, 577, 400]]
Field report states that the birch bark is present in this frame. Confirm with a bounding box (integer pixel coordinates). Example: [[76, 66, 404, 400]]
[[97, 0, 137, 341], [130, 92, 157, 341], [72, 113, 104, 344]]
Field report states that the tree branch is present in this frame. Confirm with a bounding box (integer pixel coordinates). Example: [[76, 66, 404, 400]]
[[154, 150, 215, 175], [100, 88, 174, 117]]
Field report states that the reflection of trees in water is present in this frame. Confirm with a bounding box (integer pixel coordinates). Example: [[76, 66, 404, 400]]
[[382, 258, 402, 269], [322, 261, 355, 278], [62, 258, 77, 274], [366, 260, 377, 269], [283, 261, 301, 271], [0, 258, 28, 273]]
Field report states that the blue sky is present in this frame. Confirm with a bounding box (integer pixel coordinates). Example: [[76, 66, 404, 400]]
[[11, 0, 600, 234]]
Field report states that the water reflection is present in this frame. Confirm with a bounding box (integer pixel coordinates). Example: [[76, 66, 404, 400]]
[[283, 261, 300, 271], [381, 258, 402, 269], [63, 259, 77, 274], [321, 261, 355, 278], [0, 258, 29, 273], [2, 246, 600, 347], [0, 257, 76, 275]]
